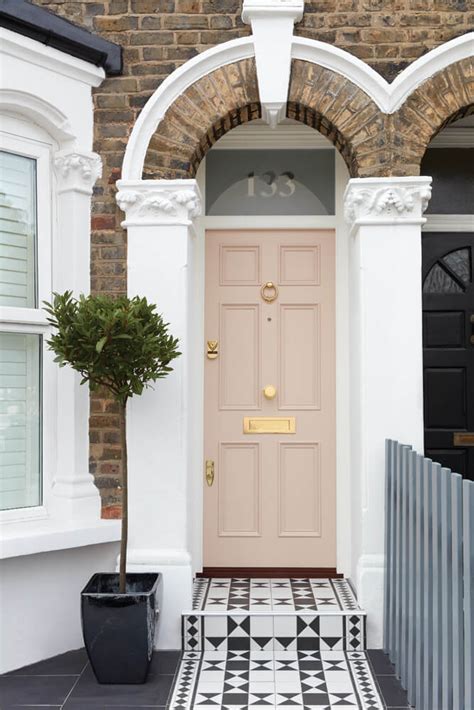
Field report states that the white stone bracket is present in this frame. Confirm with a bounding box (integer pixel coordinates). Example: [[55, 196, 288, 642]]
[[242, 0, 304, 127]]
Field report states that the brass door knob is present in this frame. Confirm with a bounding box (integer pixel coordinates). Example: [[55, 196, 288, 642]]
[[263, 385, 277, 400]]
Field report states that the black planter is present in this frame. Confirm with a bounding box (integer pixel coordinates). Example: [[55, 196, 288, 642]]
[[81, 572, 162, 684]]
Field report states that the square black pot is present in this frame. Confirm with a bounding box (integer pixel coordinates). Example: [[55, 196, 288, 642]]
[[81, 572, 162, 684]]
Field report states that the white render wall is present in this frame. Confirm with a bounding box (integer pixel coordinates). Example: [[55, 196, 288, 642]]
[[0, 542, 119, 674], [0, 29, 121, 674]]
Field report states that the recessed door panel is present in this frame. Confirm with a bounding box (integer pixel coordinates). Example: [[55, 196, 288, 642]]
[[220, 246, 260, 285], [219, 304, 260, 409], [423, 311, 464, 348], [205, 229, 336, 566], [279, 245, 320, 285], [218, 443, 260, 536], [424, 367, 466, 429], [279, 443, 321, 537], [279, 304, 320, 410]]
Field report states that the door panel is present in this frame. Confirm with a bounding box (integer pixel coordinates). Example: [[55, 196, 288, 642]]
[[219, 305, 260, 409], [422, 233, 474, 479], [278, 443, 321, 537], [218, 443, 260, 536], [204, 229, 336, 567], [279, 305, 320, 409]]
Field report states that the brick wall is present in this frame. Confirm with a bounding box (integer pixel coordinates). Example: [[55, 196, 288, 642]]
[[30, 0, 473, 516]]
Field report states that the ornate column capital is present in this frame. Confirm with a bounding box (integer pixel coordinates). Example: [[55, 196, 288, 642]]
[[344, 177, 432, 232], [54, 150, 102, 195], [116, 179, 202, 227]]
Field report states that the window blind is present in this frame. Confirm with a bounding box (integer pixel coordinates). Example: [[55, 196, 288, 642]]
[[0, 150, 41, 511], [0, 332, 41, 510], [0, 150, 37, 308]]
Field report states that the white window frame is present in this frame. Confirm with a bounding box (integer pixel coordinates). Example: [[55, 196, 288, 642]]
[[0, 116, 56, 523]]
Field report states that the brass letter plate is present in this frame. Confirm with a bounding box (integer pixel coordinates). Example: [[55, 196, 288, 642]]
[[243, 417, 296, 434], [453, 432, 474, 447]]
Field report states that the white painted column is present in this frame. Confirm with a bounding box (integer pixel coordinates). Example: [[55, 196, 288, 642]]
[[51, 151, 103, 520], [344, 176, 432, 647], [116, 179, 201, 649]]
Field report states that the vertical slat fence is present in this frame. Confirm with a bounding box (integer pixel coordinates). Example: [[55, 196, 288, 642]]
[[384, 440, 474, 710]]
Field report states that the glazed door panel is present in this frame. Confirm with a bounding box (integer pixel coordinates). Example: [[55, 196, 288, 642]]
[[204, 230, 336, 567]]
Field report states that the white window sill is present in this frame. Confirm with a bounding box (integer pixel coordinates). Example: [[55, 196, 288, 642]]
[[0, 518, 121, 560]]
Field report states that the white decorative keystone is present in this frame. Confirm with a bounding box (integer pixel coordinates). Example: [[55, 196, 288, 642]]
[[242, 0, 304, 127]]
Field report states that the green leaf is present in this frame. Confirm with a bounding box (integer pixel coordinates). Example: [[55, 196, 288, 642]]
[[45, 291, 181, 405], [96, 336, 108, 353]]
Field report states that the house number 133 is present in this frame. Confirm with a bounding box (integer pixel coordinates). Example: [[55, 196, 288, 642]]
[[247, 171, 296, 198]]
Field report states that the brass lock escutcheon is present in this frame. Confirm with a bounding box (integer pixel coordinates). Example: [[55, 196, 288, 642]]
[[205, 460, 215, 486], [207, 340, 219, 359], [261, 281, 278, 303]]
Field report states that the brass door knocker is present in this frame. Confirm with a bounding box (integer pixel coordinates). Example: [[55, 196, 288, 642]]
[[261, 281, 278, 303]]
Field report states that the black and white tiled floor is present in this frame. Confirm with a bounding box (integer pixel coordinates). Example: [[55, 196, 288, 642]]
[[0, 647, 411, 709], [175, 579, 387, 708], [192, 578, 360, 613], [168, 649, 385, 709], [183, 579, 366, 653]]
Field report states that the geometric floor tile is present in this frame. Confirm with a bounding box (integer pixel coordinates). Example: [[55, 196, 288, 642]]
[[168, 650, 384, 709], [183, 579, 367, 654], [192, 578, 363, 613]]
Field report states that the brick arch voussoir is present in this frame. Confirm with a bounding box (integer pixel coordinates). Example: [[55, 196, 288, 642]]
[[144, 57, 260, 179], [287, 59, 386, 177], [392, 57, 474, 175]]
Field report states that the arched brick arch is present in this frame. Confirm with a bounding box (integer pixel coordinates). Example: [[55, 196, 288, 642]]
[[287, 60, 384, 177], [143, 54, 473, 181], [143, 56, 377, 179], [391, 57, 474, 174], [143, 58, 260, 179]]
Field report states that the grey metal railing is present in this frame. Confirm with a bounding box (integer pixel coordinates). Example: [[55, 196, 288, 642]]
[[384, 439, 474, 710]]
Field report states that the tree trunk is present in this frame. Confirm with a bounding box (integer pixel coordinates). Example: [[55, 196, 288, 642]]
[[119, 401, 128, 594]]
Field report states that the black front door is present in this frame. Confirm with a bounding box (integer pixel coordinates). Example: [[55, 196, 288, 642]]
[[422, 232, 474, 479]]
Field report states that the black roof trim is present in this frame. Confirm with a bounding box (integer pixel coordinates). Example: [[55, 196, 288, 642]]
[[0, 0, 122, 76]]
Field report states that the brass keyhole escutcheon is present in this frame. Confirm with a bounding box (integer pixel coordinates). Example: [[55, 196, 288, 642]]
[[263, 385, 277, 400], [261, 281, 278, 303], [205, 460, 215, 486]]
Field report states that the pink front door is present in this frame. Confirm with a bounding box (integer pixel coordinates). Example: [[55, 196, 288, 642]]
[[204, 229, 336, 568]]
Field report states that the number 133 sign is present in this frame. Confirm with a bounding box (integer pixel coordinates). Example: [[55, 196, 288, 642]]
[[247, 171, 296, 198]]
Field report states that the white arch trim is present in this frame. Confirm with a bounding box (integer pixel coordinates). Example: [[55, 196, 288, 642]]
[[293, 33, 473, 117], [122, 32, 474, 181], [0, 89, 76, 145]]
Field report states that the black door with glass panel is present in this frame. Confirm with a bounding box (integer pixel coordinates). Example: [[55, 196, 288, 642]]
[[422, 233, 474, 479]]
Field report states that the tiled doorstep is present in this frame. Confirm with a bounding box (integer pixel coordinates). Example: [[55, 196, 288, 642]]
[[168, 649, 385, 709], [193, 578, 362, 613], [182, 612, 366, 652]]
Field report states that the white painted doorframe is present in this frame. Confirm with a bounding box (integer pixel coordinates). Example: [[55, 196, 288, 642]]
[[186, 149, 353, 578]]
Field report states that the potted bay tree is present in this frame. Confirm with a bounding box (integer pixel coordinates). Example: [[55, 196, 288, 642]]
[[44, 291, 180, 684]]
